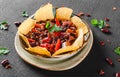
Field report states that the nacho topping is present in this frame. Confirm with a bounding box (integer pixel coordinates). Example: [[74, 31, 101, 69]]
[[25, 19, 78, 54], [18, 3, 89, 57]]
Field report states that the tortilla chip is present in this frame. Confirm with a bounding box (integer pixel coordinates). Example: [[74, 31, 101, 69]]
[[52, 29, 83, 57], [52, 46, 78, 57], [18, 18, 35, 35], [26, 46, 51, 57], [19, 33, 31, 48], [71, 16, 88, 34], [34, 3, 54, 22], [56, 7, 73, 20], [72, 29, 83, 48]]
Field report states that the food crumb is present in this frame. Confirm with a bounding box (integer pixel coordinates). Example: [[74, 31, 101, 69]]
[[99, 69, 105, 76], [1, 59, 11, 69], [112, 7, 117, 11], [99, 41, 105, 46]]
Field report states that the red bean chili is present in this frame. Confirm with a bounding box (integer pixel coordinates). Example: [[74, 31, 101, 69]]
[[25, 19, 78, 54]]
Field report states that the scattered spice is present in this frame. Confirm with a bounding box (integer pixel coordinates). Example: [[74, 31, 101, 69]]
[[105, 17, 110, 22], [114, 46, 120, 55], [99, 41, 105, 46], [118, 58, 120, 62], [0, 21, 9, 30], [0, 47, 10, 55], [101, 28, 111, 34], [22, 11, 29, 17], [105, 57, 113, 66], [112, 7, 117, 11], [14, 21, 21, 27], [116, 72, 120, 77], [99, 69, 105, 76], [107, 39, 111, 44], [105, 23, 110, 28], [77, 12, 84, 17], [1, 59, 11, 69], [86, 14, 91, 17]]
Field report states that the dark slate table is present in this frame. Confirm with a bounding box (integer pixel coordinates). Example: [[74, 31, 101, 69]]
[[0, 0, 120, 77]]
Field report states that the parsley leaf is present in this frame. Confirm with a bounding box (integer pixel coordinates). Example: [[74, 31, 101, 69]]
[[49, 24, 62, 32], [91, 19, 98, 26], [98, 20, 105, 29], [0, 47, 10, 55], [114, 46, 120, 55], [22, 11, 29, 17], [91, 19, 105, 29], [0, 21, 8, 30]]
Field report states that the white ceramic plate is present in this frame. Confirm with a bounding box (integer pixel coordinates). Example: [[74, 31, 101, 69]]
[[14, 28, 93, 71]]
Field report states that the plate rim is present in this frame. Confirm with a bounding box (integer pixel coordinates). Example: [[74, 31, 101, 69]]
[[14, 29, 93, 71]]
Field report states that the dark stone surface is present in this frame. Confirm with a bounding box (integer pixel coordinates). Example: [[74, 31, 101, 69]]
[[0, 0, 120, 77]]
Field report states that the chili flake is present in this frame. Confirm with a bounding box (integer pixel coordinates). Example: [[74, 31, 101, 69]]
[[116, 72, 120, 77], [105, 57, 113, 65], [99, 41, 105, 46], [99, 69, 105, 76], [1, 59, 11, 69]]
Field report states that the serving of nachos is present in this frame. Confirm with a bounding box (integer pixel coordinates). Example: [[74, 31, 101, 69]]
[[18, 3, 89, 58]]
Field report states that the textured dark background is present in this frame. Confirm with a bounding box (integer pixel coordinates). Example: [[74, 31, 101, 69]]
[[0, 0, 120, 77]]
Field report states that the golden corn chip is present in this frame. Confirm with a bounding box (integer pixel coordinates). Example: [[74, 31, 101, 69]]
[[26, 46, 51, 57], [52, 29, 84, 57], [19, 33, 31, 48], [72, 29, 83, 48], [18, 18, 35, 35], [56, 7, 73, 20], [71, 16, 88, 34], [34, 3, 54, 22], [52, 46, 78, 57]]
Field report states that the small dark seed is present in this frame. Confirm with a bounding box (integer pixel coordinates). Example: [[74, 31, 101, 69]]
[[99, 69, 105, 76], [105, 17, 110, 22], [105, 57, 113, 65], [77, 12, 84, 17], [14, 22, 21, 27], [116, 72, 120, 77], [86, 14, 91, 17], [1, 59, 11, 69], [99, 41, 105, 46], [101, 28, 111, 34]]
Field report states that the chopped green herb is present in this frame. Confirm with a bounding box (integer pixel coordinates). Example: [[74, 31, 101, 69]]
[[45, 21, 50, 29], [0, 47, 10, 55], [49, 24, 62, 32], [0, 21, 8, 30], [22, 11, 29, 17], [91, 19, 98, 26], [91, 19, 106, 29], [98, 20, 105, 29], [114, 46, 120, 55]]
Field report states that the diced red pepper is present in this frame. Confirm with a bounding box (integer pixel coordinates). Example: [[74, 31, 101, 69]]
[[42, 37, 51, 43], [55, 39, 61, 51], [35, 24, 41, 28], [55, 18, 60, 26], [28, 38, 35, 42], [40, 43, 50, 49], [53, 32, 61, 37], [31, 28, 37, 33]]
